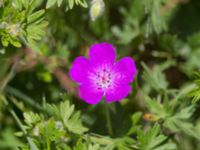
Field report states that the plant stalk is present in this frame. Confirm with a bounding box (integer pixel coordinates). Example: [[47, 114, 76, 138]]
[[104, 102, 113, 136]]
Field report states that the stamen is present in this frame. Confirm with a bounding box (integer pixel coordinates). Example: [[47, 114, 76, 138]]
[[90, 65, 114, 90]]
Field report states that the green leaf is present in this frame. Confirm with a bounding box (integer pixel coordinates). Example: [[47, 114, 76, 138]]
[[144, 94, 199, 139], [144, 95, 170, 119], [88, 144, 100, 150], [0, 128, 23, 150], [45, 100, 88, 135], [164, 105, 199, 139], [127, 112, 142, 135], [45, 103, 59, 116], [68, 0, 74, 9], [57, 0, 64, 7], [28, 10, 45, 24], [46, 0, 57, 9], [60, 101, 75, 125], [175, 105, 195, 120], [27, 21, 48, 40], [187, 32, 200, 49], [66, 111, 88, 134], [137, 125, 176, 150], [189, 72, 200, 103], [46, 0, 87, 9], [1, 35, 9, 47], [75, 0, 88, 8], [21, 0, 29, 9], [74, 139, 87, 150], [24, 112, 41, 127], [142, 0, 167, 36], [10, 37, 21, 47], [39, 118, 64, 142], [12, 0, 22, 10], [59, 101, 88, 134], [142, 61, 174, 93], [27, 137, 39, 150]]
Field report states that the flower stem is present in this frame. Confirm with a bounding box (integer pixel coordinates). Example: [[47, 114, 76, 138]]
[[10, 109, 27, 134], [47, 138, 51, 150], [105, 102, 113, 135]]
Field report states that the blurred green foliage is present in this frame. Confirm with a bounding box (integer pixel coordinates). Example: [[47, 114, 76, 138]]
[[1, 0, 200, 149]]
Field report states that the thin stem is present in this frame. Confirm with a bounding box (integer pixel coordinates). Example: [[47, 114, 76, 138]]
[[5, 86, 43, 111], [2, 97, 27, 134], [3, 97, 39, 150], [0, 63, 16, 91], [47, 138, 51, 150], [9, 109, 27, 134], [104, 102, 113, 136]]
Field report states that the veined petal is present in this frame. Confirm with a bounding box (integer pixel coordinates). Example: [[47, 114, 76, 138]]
[[114, 57, 137, 84], [89, 42, 116, 65], [79, 84, 103, 104], [105, 84, 131, 102], [69, 56, 90, 83]]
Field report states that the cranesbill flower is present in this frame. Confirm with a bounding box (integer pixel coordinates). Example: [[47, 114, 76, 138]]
[[69, 42, 137, 104]]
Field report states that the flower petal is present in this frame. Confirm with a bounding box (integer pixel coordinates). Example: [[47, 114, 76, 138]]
[[79, 84, 103, 104], [114, 57, 137, 84], [89, 42, 116, 65], [69, 56, 90, 83], [105, 84, 131, 102]]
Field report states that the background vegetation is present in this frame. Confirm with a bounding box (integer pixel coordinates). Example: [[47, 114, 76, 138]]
[[1, 0, 200, 149]]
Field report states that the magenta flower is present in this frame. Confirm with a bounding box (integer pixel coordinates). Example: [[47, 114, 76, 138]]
[[69, 42, 137, 104]]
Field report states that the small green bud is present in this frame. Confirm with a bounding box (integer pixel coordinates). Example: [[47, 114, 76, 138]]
[[89, 0, 105, 21], [0, 0, 3, 7], [6, 24, 20, 37]]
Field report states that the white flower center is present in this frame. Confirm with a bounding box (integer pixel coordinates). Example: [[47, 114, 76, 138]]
[[89, 65, 114, 90]]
